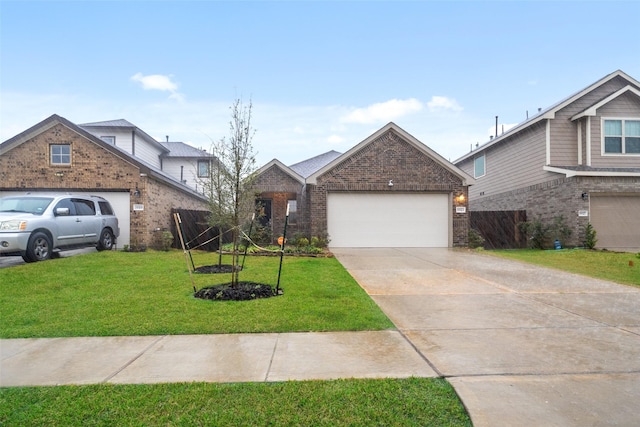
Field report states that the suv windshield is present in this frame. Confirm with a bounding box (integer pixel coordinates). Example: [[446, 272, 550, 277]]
[[0, 197, 54, 215]]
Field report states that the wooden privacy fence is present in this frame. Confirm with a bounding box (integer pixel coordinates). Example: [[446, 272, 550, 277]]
[[470, 210, 527, 249], [170, 208, 220, 251]]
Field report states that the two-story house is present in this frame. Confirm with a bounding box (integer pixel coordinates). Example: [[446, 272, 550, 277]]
[[455, 70, 640, 251]]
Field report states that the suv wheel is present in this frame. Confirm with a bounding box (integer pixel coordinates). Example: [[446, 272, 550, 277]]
[[25, 232, 52, 262], [97, 229, 114, 251]]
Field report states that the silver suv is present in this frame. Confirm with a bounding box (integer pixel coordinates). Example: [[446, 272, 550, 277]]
[[0, 194, 120, 262]]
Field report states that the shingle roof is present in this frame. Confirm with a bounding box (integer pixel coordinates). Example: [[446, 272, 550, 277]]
[[289, 150, 342, 178], [160, 141, 213, 158]]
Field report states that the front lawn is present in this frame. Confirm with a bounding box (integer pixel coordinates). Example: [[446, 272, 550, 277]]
[[0, 250, 393, 338], [489, 248, 640, 286], [0, 378, 471, 426]]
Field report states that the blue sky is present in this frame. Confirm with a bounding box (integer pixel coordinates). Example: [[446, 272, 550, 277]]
[[2, 0, 639, 166]]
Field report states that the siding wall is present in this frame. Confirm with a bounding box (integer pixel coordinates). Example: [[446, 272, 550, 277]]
[[590, 92, 640, 167], [550, 75, 640, 166], [459, 120, 551, 199], [161, 158, 201, 189]]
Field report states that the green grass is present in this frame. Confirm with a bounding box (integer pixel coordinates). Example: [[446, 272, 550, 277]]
[[489, 248, 640, 286], [0, 378, 471, 426], [0, 250, 393, 338]]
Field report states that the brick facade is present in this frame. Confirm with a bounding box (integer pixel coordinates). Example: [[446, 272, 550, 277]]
[[469, 175, 640, 246], [254, 164, 305, 240], [309, 129, 469, 246], [0, 122, 209, 249]]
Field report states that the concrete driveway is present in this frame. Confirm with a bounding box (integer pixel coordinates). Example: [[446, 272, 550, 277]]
[[332, 248, 640, 427]]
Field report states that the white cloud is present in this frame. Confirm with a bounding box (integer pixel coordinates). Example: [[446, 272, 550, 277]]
[[341, 98, 423, 124], [427, 96, 463, 112], [327, 134, 344, 144], [130, 72, 184, 101]]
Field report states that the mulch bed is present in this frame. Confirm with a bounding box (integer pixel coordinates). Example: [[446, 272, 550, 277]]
[[194, 264, 242, 274], [194, 282, 282, 301]]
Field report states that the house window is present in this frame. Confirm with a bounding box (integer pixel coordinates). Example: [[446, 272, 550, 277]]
[[474, 154, 485, 178], [50, 144, 71, 165], [603, 119, 640, 154], [100, 136, 115, 144], [197, 160, 210, 177], [287, 199, 297, 224]]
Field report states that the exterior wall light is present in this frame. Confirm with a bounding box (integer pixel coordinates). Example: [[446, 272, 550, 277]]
[[581, 192, 588, 201], [388, 179, 394, 187], [133, 185, 141, 198], [456, 194, 466, 203]]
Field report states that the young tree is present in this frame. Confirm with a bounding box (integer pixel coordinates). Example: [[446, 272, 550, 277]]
[[203, 98, 258, 285], [202, 138, 232, 268]]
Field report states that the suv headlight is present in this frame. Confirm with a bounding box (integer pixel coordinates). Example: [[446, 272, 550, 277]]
[[0, 220, 27, 231]]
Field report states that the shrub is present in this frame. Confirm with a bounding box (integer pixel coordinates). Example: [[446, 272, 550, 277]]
[[468, 228, 485, 249], [518, 217, 550, 250], [584, 222, 598, 249]]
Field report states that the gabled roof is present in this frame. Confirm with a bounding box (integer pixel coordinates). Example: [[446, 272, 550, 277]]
[[160, 141, 213, 158], [256, 159, 305, 184], [79, 119, 169, 154], [0, 114, 206, 200], [455, 69, 640, 163], [307, 122, 475, 186], [571, 85, 640, 121], [289, 150, 342, 178]]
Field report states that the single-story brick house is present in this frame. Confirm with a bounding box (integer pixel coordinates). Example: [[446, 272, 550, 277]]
[[0, 114, 210, 249], [255, 122, 475, 248], [454, 70, 640, 251]]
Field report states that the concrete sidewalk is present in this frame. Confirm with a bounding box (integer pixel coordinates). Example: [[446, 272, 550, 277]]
[[1, 330, 436, 387]]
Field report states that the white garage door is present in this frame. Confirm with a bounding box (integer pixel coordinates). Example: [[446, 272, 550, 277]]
[[0, 190, 131, 248], [327, 192, 450, 247], [590, 195, 640, 251]]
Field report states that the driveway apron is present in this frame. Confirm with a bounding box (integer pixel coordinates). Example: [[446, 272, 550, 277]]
[[332, 248, 640, 427]]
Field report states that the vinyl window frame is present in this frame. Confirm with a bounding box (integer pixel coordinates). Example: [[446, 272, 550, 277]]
[[473, 154, 486, 178], [50, 144, 71, 165], [601, 117, 640, 155]]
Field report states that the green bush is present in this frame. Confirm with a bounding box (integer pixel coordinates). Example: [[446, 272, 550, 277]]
[[518, 217, 550, 249], [584, 222, 598, 249], [468, 228, 485, 249]]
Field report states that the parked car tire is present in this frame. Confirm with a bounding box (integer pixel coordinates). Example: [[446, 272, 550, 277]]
[[97, 228, 115, 251], [24, 231, 52, 262]]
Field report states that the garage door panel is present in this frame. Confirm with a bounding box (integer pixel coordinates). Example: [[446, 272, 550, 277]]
[[590, 196, 640, 250], [327, 193, 449, 248]]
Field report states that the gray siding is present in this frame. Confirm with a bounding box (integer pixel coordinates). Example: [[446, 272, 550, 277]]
[[590, 92, 640, 168], [550, 76, 634, 166], [463, 121, 552, 201]]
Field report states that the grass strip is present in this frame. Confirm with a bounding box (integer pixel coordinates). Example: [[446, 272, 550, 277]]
[[0, 378, 471, 426], [489, 248, 639, 286]]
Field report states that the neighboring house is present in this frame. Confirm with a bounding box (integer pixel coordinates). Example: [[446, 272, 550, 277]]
[[455, 70, 640, 251], [0, 114, 209, 249], [255, 122, 474, 248], [79, 119, 215, 192]]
